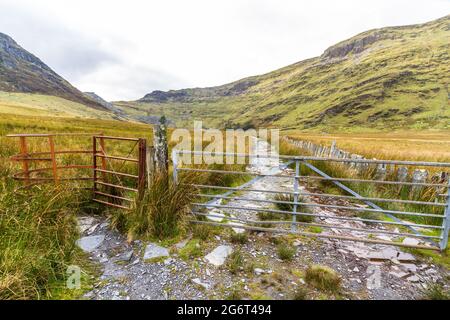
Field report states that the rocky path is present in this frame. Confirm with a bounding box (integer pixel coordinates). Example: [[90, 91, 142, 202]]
[[201, 139, 448, 299], [75, 139, 448, 300]]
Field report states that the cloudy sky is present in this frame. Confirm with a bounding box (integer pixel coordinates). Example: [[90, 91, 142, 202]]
[[0, 0, 448, 101]]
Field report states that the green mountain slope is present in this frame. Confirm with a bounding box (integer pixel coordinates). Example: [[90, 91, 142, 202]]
[[0, 32, 108, 112], [0, 91, 117, 120], [115, 15, 450, 131]]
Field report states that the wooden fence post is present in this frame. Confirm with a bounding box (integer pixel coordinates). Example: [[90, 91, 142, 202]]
[[146, 146, 156, 185], [153, 117, 169, 176]]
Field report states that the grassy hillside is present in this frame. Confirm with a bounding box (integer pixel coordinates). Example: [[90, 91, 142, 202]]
[[0, 32, 107, 111], [285, 130, 450, 162], [115, 15, 449, 131], [0, 92, 118, 120]]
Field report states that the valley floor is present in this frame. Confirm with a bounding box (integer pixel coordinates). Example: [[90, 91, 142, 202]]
[[76, 141, 449, 300]]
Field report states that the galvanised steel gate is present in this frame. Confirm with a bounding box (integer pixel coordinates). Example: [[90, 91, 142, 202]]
[[172, 150, 450, 251]]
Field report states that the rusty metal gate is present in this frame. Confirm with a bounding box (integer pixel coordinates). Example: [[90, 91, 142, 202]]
[[8, 133, 149, 210], [172, 150, 450, 251]]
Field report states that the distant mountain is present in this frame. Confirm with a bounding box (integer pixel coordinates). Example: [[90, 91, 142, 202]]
[[115, 15, 450, 131], [0, 32, 107, 111], [84, 92, 128, 119]]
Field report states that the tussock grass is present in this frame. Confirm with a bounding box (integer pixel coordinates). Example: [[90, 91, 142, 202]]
[[227, 249, 244, 274], [421, 283, 450, 300], [0, 184, 87, 299], [292, 287, 309, 300], [276, 243, 296, 261], [0, 113, 155, 299], [192, 224, 216, 241], [274, 193, 314, 223], [305, 265, 341, 293], [178, 239, 203, 261], [113, 173, 198, 240], [230, 232, 248, 244]]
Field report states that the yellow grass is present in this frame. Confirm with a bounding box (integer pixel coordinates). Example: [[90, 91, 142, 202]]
[[0, 92, 115, 119], [285, 131, 450, 162]]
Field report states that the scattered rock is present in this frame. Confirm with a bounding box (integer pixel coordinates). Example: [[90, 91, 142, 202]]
[[228, 222, 246, 234], [406, 275, 420, 283], [86, 223, 100, 235], [77, 216, 96, 234], [115, 250, 133, 262], [399, 263, 418, 273], [76, 235, 105, 253], [402, 238, 420, 246], [175, 237, 191, 249], [254, 268, 265, 275], [206, 209, 226, 222], [397, 252, 416, 263], [143, 243, 170, 261], [389, 271, 409, 278], [204, 245, 233, 266], [293, 240, 302, 247], [192, 278, 210, 290], [376, 235, 392, 242]]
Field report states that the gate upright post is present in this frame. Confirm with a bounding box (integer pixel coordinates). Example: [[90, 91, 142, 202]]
[[292, 159, 300, 231], [92, 136, 97, 197], [98, 133, 107, 183], [19, 136, 30, 187], [48, 135, 58, 184], [138, 138, 147, 199], [146, 146, 155, 186], [439, 179, 450, 251]]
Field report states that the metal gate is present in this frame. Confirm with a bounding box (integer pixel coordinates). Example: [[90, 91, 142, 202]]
[[8, 133, 148, 210], [92, 135, 147, 210], [172, 150, 450, 251]]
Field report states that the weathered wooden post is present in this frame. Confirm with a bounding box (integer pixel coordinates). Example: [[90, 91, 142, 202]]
[[146, 146, 156, 186], [153, 116, 169, 177]]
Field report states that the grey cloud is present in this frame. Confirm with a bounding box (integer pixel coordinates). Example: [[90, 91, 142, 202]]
[[0, 3, 119, 81], [77, 64, 188, 101]]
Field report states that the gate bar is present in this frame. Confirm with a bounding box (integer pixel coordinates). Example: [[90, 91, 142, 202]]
[[177, 167, 447, 187], [191, 184, 446, 206], [194, 194, 444, 218], [302, 161, 439, 246], [175, 150, 450, 167], [191, 211, 442, 240], [94, 181, 139, 192], [192, 203, 443, 230], [190, 220, 440, 251]]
